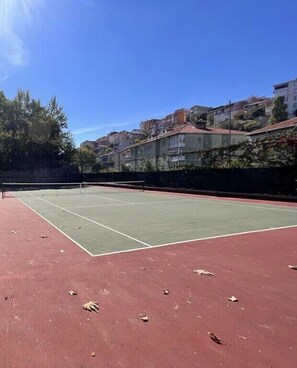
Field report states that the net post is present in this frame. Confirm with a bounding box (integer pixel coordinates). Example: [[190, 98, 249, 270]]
[[80, 183, 82, 195], [142, 180, 145, 192], [1, 183, 4, 199]]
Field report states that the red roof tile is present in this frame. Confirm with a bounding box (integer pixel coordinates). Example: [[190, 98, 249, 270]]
[[161, 123, 245, 137], [248, 117, 297, 135]]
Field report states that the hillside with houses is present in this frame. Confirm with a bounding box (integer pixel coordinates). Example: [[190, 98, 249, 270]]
[[80, 78, 297, 172]]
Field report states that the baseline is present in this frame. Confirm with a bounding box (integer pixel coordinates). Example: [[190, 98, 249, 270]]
[[92, 223, 297, 257]]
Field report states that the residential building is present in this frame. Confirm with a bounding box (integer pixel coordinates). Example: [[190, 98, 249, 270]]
[[273, 78, 297, 118], [140, 119, 161, 132], [208, 101, 246, 125], [190, 105, 211, 119], [126, 122, 247, 171], [248, 117, 297, 140]]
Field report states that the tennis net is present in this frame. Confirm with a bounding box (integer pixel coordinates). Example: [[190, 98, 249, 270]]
[[1, 181, 145, 199]]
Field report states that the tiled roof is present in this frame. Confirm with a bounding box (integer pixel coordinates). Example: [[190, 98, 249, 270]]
[[248, 117, 297, 135], [161, 123, 245, 137], [128, 123, 245, 148]]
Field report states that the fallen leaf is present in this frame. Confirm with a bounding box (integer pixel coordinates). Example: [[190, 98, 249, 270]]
[[208, 331, 222, 344], [163, 289, 170, 295], [4, 296, 8, 300], [288, 265, 297, 270], [194, 269, 214, 276], [141, 267, 146, 270], [11, 230, 17, 234], [99, 288, 110, 295], [83, 301, 99, 313], [228, 296, 238, 302], [76, 227, 81, 230], [68, 291, 77, 296], [40, 235, 48, 238], [91, 352, 96, 357], [238, 335, 248, 340], [138, 313, 149, 322], [60, 249, 65, 253]]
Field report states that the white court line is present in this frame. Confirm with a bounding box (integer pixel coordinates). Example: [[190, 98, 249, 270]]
[[83, 192, 133, 204], [92, 223, 297, 257], [25, 193, 152, 248], [17, 197, 94, 257], [142, 191, 297, 213], [14, 193, 297, 259], [67, 198, 188, 209]]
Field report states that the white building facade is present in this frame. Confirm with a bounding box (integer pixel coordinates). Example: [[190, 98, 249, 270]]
[[273, 78, 297, 118]]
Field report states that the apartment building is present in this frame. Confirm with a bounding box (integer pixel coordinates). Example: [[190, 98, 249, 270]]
[[126, 122, 246, 171], [208, 101, 246, 125], [190, 105, 211, 119], [273, 78, 297, 118]]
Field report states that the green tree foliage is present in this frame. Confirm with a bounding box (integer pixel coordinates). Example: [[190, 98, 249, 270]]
[[219, 119, 261, 132], [143, 160, 155, 171], [0, 90, 75, 170], [247, 105, 265, 120], [206, 114, 214, 126], [242, 120, 262, 132], [75, 147, 97, 173], [179, 132, 297, 169], [269, 96, 288, 125]]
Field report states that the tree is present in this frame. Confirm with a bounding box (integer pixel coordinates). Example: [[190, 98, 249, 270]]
[[0, 90, 76, 170], [75, 147, 97, 173], [143, 160, 155, 172], [91, 162, 103, 173], [269, 96, 288, 125], [247, 106, 265, 120]]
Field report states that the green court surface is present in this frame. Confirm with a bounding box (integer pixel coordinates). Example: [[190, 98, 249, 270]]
[[9, 186, 297, 256]]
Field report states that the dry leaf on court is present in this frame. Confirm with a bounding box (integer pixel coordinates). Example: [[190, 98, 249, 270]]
[[163, 289, 170, 295], [208, 331, 222, 344], [194, 269, 214, 276], [91, 352, 96, 357], [40, 235, 48, 238], [138, 313, 149, 322], [288, 265, 297, 270], [10, 230, 17, 234], [228, 296, 238, 302], [238, 335, 248, 340], [60, 249, 65, 253], [68, 291, 77, 296], [83, 301, 99, 313]]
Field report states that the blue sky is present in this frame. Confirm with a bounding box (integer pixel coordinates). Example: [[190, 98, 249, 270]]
[[0, 0, 296, 145]]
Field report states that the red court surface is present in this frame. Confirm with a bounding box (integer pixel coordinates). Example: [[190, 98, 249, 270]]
[[1, 197, 297, 368]]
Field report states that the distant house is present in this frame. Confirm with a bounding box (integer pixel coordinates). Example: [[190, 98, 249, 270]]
[[273, 78, 297, 118], [247, 117, 297, 140], [208, 101, 246, 125], [126, 122, 246, 171]]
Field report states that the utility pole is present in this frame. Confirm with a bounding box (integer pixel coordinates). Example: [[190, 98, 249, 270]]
[[154, 122, 159, 171]]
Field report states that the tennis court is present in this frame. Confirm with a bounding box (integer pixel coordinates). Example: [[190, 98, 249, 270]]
[[1, 182, 297, 368], [2, 181, 297, 256]]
